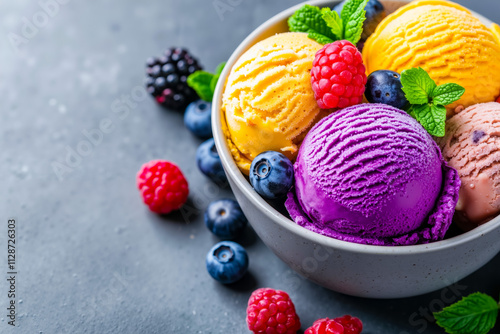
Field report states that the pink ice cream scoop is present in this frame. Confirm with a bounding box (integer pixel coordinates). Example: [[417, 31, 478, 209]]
[[285, 104, 460, 246], [436, 102, 500, 231]]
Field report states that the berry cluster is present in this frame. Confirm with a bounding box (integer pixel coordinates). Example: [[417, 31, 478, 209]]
[[311, 40, 367, 109], [145, 47, 202, 110]]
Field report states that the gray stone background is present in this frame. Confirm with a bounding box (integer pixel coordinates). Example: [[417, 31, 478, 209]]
[[0, 0, 499, 333]]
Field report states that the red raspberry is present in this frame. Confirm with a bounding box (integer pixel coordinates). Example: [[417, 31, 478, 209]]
[[496, 96, 500, 103], [333, 315, 363, 334], [136, 160, 189, 214], [247, 288, 301, 334], [305, 318, 344, 334], [311, 40, 367, 109]]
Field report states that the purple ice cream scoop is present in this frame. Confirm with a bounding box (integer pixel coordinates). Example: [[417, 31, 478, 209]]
[[285, 104, 460, 246]]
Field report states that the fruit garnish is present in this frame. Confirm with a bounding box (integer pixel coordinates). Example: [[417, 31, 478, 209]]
[[187, 62, 226, 102], [401, 67, 465, 137], [311, 40, 367, 109], [184, 100, 212, 139], [145, 47, 202, 111], [204, 199, 248, 239], [249, 151, 294, 200], [196, 138, 227, 185], [136, 160, 189, 214], [288, 0, 369, 45], [206, 241, 248, 284], [433, 292, 499, 334], [364, 70, 408, 109], [247, 288, 301, 334]]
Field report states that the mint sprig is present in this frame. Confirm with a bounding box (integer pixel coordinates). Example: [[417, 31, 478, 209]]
[[433, 292, 499, 334], [288, 5, 336, 44], [401, 67, 465, 137], [187, 62, 226, 102], [340, 0, 369, 44], [288, 0, 369, 45]]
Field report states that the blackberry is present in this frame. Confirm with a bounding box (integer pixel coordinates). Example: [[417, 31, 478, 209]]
[[145, 47, 202, 111]]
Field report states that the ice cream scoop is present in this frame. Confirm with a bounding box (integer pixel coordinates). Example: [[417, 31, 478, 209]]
[[363, 0, 500, 116], [221, 32, 330, 175], [285, 104, 460, 246], [436, 102, 500, 231]]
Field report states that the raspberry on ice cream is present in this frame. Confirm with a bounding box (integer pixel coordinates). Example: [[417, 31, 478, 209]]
[[285, 104, 461, 246], [311, 40, 367, 109], [136, 160, 189, 214], [247, 288, 301, 334]]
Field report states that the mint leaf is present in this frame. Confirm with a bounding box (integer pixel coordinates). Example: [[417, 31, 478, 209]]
[[210, 62, 226, 93], [321, 7, 343, 40], [306, 32, 334, 45], [432, 83, 465, 106], [288, 4, 337, 44], [401, 67, 437, 105], [411, 103, 446, 137], [187, 71, 214, 102], [434, 292, 499, 334], [340, 0, 369, 44]]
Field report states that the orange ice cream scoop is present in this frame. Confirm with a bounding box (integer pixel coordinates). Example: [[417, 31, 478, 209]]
[[363, 0, 500, 116], [436, 102, 500, 231], [221, 33, 330, 174]]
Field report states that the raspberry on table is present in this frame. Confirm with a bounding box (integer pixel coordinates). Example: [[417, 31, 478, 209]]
[[496, 96, 500, 103], [311, 40, 367, 109], [136, 160, 189, 214], [145, 47, 202, 111], [333, 315, 363, 334], [247, 288, 301, 334], [305, 318, 345, 334]]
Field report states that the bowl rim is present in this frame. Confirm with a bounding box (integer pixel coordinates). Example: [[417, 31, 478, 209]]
[[212, 0, 500, 256]]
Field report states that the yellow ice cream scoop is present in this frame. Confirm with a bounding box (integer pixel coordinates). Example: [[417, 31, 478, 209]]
[[363, 0, 500, 116], [222, 32, 329, 174]]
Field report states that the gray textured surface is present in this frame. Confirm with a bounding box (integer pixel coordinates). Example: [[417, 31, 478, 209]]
[[0, 0, 499, 333]]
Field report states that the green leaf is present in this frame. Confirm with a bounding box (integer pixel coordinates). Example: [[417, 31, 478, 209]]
[[434, 292, 499, 334], [321, 7, 343, 40], [401, 67, 437, 105], [210, 62, 226, 94], [411, 103, 447, 137], [187, 71, 214, 102], [340, 0, 369, 44], [432, 83, 466, 106], [307, 32, 334, 45], [288, 4, 337, 44]]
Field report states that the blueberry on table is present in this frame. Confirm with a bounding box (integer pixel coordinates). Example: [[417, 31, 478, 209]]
[[206, 241, 249, 284], [205, 199, 247, 239], [196, 138, 227, 185], [184, 100, 212, 139], [365, 70, 409, 109], [249, 151, 294, 200]]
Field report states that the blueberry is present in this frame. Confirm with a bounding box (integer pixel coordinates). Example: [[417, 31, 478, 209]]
[[206, 241, 248, 284], [196, 138, 227, 185], [205, 199, 248, 239], [249, 151, 294, 200], [184, 100, 212, 139], [365, 70, 409, 109]]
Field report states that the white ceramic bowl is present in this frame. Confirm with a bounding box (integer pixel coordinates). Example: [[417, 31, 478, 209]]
[[212, 0, 500, 298]]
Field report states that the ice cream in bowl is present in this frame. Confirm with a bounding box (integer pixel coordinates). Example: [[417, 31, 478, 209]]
[[212, 0, 500, 298]]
